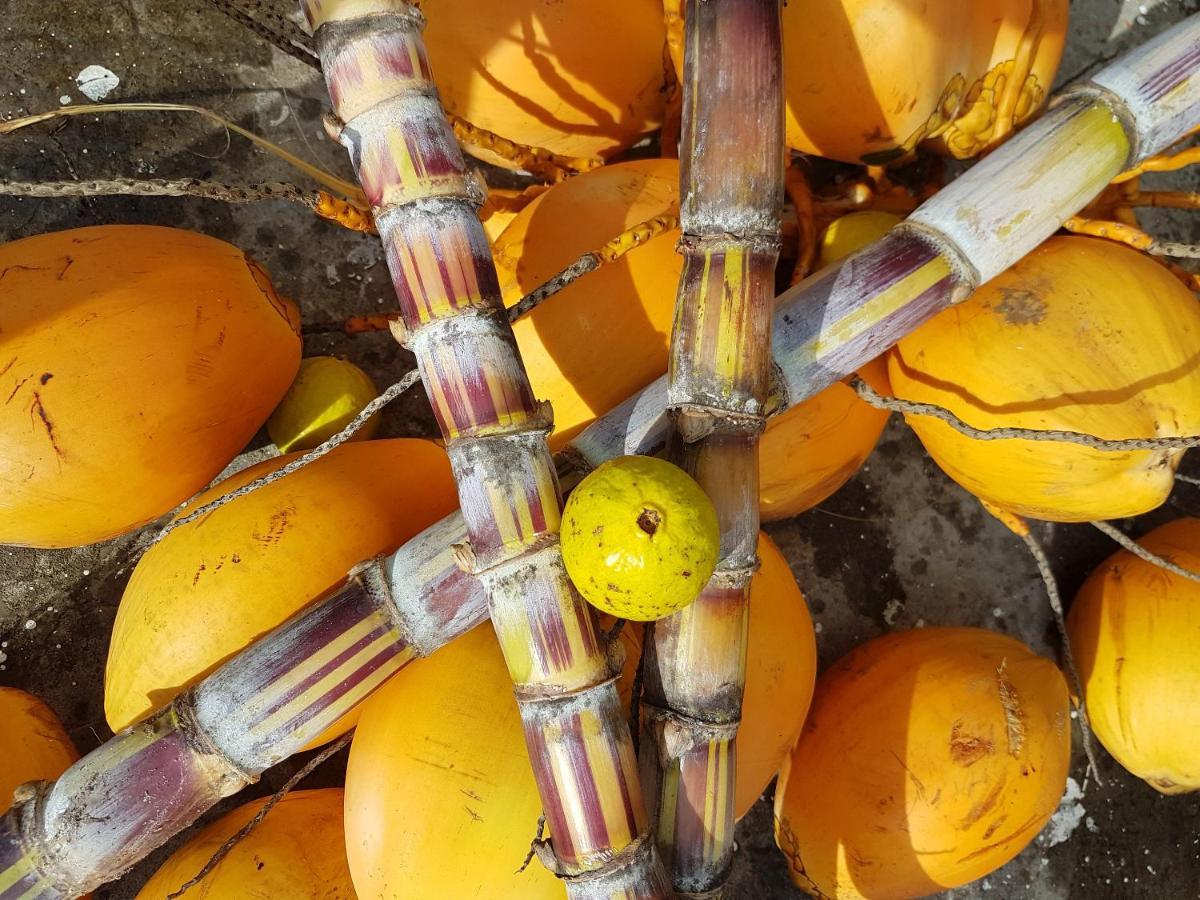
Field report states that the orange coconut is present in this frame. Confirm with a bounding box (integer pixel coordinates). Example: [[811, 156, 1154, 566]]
[[422, 0, 666, 167], [888, 237, 1200, 522], [0, 225, 301, 548], [0, 688, 78, 812], [1069, 518, 1200, 794], [782, 1, 1068, 163], [347, 533, 815, 896], [138, 789, 353, 899], [774, 627, 1070, 899], [104, 439, 457, 745]]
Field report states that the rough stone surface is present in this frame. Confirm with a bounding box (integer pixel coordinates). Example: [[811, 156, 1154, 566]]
[[1, 1, 1199, 897]]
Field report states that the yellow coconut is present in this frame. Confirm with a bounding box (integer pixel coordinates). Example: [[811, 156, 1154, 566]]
[[105, 439, 458, 745], [0, 688, 78, 812], [138, 789, 353, 899], [888, 237, 1200, 522], [775, 627, 1070, 899], [783, 1, 1068, 163], [0, 225, 301, 548], [1069, 517, 1200, 794], [346, 533, 815, 897], [422, 0, 666, 166], [760, 357, 890, 522]]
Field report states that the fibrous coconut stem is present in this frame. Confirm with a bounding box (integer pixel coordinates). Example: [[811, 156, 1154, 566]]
[[302, 1, 668, 895], [5, 19, 1200, 895], [641, 1, 784, 894]]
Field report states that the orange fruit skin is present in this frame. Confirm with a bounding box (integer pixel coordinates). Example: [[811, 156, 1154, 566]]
[[137, 789, 353, 899], [1069, 517, 1200, 794], [888, 237, 1200, 522], [775, 627, 1070, 900], [783, 0, 1068, 163], [760, 357, 890, 522], [422, 0, 666, 166], [104, 439, 458, 747], [0, 225, 301, 548], [0, 688, 78, 814]]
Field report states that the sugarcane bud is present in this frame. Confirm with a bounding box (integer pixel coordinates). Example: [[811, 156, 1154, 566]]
[[451, 540, 477, 573]]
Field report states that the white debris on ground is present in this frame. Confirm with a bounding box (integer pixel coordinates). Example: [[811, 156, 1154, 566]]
[[75, 64, 119, 101], [1043, 777, 1088, 848]]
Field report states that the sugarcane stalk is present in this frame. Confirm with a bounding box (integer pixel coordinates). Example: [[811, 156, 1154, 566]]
[[0, 552, 481, 900], [635, 1, 784, 894], [300, 1, 668, 894], [3, 19, 1199, 896]]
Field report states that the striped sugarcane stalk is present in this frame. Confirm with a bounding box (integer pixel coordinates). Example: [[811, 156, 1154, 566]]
[[639, 1, 784, 893], [300, 1, 669, 894], [0, 540, 482, 900], [3, 17, 1199, 896]]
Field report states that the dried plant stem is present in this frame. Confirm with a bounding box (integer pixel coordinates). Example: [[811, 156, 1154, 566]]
[[0, 177, 374, 231], [850, 377, 1200, 450], [201, 0, 319, 66], [0, 102, 367, 207], [1176, 473, 1200, 486], [983, 506, 1104, 785], [166, 732, 353, 898], [1113, 142, 1200, 183], [1090, 521, 1200, 583]]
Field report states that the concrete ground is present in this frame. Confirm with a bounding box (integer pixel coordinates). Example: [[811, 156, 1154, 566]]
[[2, 0, 1199, 897]]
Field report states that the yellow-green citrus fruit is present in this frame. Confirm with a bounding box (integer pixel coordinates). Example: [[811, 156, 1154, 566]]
[[268, 356, 379, 453], [138, 789, 353, 899], [818, 211, 903, 269], [1068, 517, 1200, 794], [561, 455, 719, 620]]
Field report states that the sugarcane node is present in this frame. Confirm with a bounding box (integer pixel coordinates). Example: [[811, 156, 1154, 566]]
[[1060, 84, 1141, 164], [708, 560, 761, 590], [386, 316, 408, 347], [644, 704, 739, 760], [320, 111, 345, 143], [451, 541, 477, 574], [673, 405, 766, 444]]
